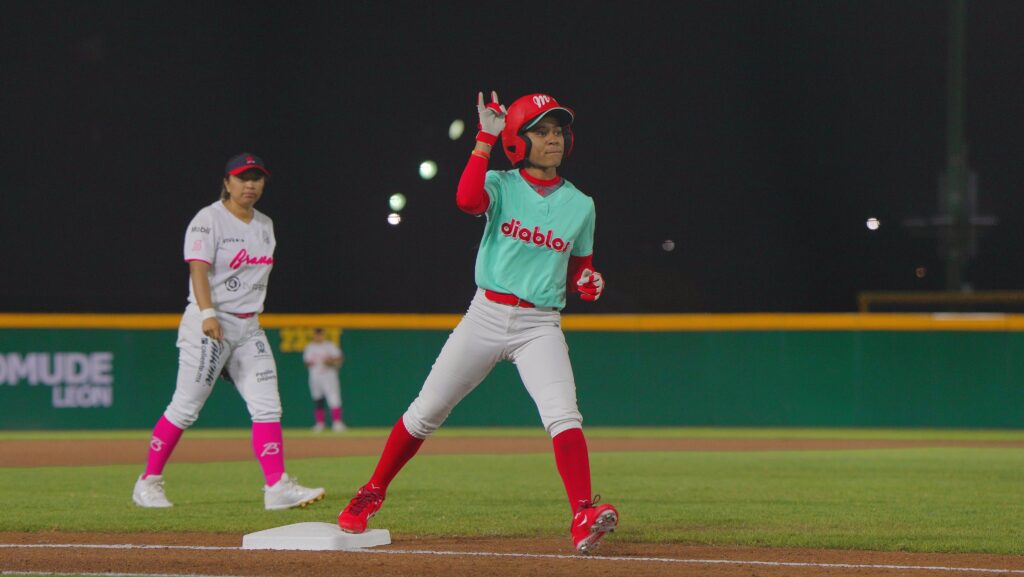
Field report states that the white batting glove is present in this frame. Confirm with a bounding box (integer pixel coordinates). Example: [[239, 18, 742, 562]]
[[576, 269, 605, 302], [476, 91, 507, 137]]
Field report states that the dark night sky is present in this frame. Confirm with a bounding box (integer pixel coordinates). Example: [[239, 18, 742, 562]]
[[2, 1, 1022, 313]]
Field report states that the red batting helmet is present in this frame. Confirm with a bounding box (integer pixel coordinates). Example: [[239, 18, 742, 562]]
[[501, 93, 575, 166]]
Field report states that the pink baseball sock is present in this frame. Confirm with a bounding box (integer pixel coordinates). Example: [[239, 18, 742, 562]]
[[331, 407, 343, 423], [252, 421, 286, 487], [143, 416, 184, 479], [314, 407, 325, 425], [552, 427, 593, 511]]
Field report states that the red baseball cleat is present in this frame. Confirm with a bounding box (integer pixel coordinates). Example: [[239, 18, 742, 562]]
[[337, 483, 385, 534], [570, 496, 618, 555]]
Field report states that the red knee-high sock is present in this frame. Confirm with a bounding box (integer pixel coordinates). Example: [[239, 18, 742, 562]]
[[367, 418, 424, 492], [552, 427, 592, 511]]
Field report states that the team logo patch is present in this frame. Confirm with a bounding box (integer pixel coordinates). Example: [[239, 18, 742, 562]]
[[225, 277, 241, 292], [192, 240, 203, 252], [260, 442, 281, 457], [150, 437, 166, 452], [532, 94, 552, 108], [255, 341, 266, 354]]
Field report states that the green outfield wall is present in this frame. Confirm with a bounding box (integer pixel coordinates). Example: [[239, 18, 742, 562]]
[[1, 313, 1022, 429]]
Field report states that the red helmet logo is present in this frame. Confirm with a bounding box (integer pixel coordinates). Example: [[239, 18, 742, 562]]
[[532, 94, 553, 108]]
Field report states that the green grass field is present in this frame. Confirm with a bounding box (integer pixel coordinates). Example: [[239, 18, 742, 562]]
[[4, 426, 1024, 441], [1, 427, 1022, 555]]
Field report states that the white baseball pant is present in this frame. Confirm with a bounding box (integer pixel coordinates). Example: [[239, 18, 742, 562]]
[[163, 304, 283, 428], [403, 289, 583, 439], [308, 373, 342, 409]]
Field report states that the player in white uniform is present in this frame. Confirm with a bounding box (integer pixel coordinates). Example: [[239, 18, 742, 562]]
[[336, 92, 618, 554], [132, 153, 325, 511], [303, 328, 346, 432]]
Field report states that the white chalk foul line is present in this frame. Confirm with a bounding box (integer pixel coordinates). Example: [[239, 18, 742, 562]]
[[368, 549, 1024, 574], [2, 543, 1023, 575]]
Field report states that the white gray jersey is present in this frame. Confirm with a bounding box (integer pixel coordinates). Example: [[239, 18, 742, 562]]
[[183, 200, 276, 314], [303, 340, 343, 379]]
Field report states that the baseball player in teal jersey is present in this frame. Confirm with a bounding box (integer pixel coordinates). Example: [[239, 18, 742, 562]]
[[337, 92, 617, 554]]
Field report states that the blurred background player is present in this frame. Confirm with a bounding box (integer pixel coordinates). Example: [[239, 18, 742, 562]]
[[132, 152, 325, 511], [303, 328, 347, 432], [335, 92, 617, 554]]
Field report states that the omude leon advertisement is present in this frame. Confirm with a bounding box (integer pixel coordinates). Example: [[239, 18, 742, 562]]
[[0, 351, 114, 408]]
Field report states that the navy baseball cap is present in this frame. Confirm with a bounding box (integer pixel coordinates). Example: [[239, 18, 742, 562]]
[[225, 153, 270, 177]]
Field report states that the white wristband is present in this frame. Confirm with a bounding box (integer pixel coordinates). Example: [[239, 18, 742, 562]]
[[200, 308, 217, 320]]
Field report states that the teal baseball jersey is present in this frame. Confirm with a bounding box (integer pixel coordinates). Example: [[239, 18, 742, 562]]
[[474, 169, 595, 309]]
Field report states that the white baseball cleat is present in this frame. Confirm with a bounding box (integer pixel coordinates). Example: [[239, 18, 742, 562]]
[[133, 474, 173, 508], [312, 423, 325, 433], [263, 473, 326, 510], [332, 421, 348, 433]]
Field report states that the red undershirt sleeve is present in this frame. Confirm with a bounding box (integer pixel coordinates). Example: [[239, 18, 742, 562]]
[[456, 154, 491, 215]]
